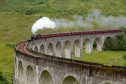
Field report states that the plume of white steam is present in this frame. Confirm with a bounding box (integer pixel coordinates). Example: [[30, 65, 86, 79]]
[[54, 9, 126, 29], [86, 9, 126, 28], [31, 9, 126, 34], [53, 15, 93, 28], [32, 17, 56, 34]]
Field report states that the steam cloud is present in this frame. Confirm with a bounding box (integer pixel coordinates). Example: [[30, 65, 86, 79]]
[[31, 9, 126, 34], [85, 9, 126, 29], [54, 9, 126, 29], [53, 16, 93, 28], [32, 17, 56, 34]]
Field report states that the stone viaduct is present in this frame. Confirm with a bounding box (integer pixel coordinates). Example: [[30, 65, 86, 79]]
[[14, 29, 126, 84]]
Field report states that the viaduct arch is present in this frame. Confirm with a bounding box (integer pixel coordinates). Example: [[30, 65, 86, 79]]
[[93, 37, 102, 51], [55, 41, 62, 57], [26, 65, 35, 84], [14, 30, 126, 84], [39, 70, 54, 84], [62, 76, 79, 84], [47, 43, 54, 56], [64, 40, 71, 58], [18, 61, 23, 84], [40, 44, 44, 53]]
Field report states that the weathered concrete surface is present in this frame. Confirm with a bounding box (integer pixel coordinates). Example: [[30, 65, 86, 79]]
[[14, 52, 126, 84]]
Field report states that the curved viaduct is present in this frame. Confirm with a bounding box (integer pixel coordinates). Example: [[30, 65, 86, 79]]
[[14, 29, 126, 84]]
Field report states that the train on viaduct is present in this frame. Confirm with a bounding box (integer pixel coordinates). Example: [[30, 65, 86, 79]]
[[14, 29, 126, 84]]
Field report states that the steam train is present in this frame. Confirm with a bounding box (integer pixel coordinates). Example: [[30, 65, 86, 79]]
[[30, 29, 122, 41]]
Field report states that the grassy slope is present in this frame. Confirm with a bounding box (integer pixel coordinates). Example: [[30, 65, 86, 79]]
[[0, 0, 126, 84], [0, 13, 29, 84], [0, 41, 14, 84], [1, 0, 126, 17], [74, 50, 126, 66]]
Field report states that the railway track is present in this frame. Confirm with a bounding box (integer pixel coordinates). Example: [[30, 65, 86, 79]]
[[16, 42, 36, 57]]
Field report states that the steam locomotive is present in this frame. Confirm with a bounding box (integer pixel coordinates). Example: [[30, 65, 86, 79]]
[[31, 34, 41, 40]]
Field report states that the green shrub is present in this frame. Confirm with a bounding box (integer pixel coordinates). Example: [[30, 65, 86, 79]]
[[103, 33, 126, 51], [123, 54, 126, 60], [5, 43, 14, 48], [16, 7, 36, 15], [35, 0, 48, 4], [0, 72, 9, 84]]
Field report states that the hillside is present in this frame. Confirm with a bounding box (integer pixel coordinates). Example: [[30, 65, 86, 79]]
[[0, 0, 126, 41], [0, 0, 126, 84], [1, 0, 126, 17]]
